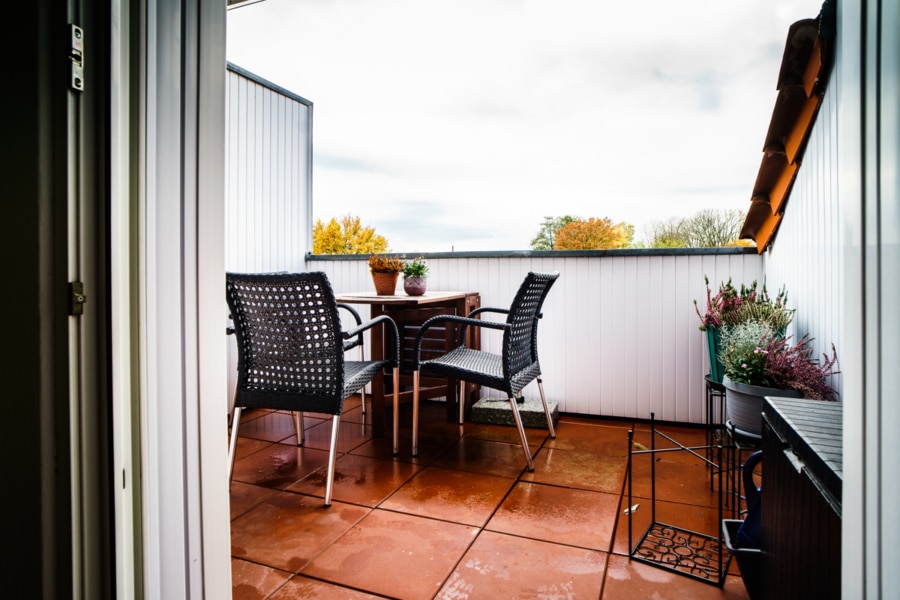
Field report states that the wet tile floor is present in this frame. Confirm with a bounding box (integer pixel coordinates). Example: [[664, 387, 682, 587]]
[[230, 398, 752, 599]]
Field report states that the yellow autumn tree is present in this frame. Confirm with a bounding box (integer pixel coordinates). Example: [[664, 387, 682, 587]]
[[313, 214, 389, 254], [554, 217, 634, 250]]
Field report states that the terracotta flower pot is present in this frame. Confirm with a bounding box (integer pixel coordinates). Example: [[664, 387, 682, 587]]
[[404, 275, 427, 296], [371, 272, 399, 295]]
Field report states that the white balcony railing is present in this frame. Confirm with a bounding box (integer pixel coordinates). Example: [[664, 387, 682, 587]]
[[308, 249, 764, 424]]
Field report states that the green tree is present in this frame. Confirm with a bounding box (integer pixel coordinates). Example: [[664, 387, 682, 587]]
[[554, 217, 634, 250], [530, 215, 580, 250], [313, 214, 389, 254], [644, 217, 689, 248]]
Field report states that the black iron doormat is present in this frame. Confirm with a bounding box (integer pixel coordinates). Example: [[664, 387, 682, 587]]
[[626, 415, 731, 586]]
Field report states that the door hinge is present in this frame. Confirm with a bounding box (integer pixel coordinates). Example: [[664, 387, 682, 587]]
[[70, 24, 84, 92], [69, 281, 87, 316]]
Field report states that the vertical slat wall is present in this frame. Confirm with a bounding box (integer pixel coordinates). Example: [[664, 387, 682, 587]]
[[309, 252, 763, 423], [763, 84, 843, 399], [225, 64, 312, 272], [224, 66, 313, 407]]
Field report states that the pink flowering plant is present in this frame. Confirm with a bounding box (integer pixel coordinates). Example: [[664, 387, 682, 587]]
[[721, 320, 840, 400], [695, 276, 793, 331]]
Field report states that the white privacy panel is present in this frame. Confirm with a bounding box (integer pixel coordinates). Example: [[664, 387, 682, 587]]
[[308, 252, 764, 424], [225, 63, 312, 273], [224, 65, 313, 408]]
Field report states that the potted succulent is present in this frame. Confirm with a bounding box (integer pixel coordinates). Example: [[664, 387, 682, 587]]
[[720, 320, 839, 435], [695, 277, 794, 383], [368, 254, 404, 295], [402, 256, 429, 296]]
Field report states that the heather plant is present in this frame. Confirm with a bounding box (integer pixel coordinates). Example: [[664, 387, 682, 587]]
[[762, 335, 840, 400], [720, 320, 773, 384], [720, 320, 840, 400], [695, 276, 793, 331], [368, 253, 405, 273]]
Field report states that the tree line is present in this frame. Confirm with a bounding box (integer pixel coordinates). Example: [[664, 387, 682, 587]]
[[312, 209, 749, 253]]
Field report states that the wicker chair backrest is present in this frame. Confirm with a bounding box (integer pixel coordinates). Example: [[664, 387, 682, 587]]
[[503, 272, 559, 377], [226, 272, 345, 409]]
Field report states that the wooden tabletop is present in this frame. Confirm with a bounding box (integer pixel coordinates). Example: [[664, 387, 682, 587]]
[[335, 291, 475, 306]]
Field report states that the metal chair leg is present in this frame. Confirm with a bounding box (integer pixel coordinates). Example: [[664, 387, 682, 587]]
[[359, 345, 367, 414], [293, 411, 304, 446], [227, 406, 243, 484], [458, 381, 465, 425], [508, 396, 535, 471], [324, 415, 341, 507], [536, 378, 556, 439], [412, 370, 420, 456]]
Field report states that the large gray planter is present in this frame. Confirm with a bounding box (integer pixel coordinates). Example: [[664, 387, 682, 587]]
[[723, 376, 802, 435]]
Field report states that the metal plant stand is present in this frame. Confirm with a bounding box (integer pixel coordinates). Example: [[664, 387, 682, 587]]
[[627, 414, 731, 587]]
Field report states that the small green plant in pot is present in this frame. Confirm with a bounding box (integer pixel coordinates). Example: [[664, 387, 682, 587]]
[[402, 256, 429, 296]]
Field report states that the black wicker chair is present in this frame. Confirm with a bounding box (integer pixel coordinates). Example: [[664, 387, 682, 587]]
[[411, 271, 559, 470], [226, 272, 400, 506]]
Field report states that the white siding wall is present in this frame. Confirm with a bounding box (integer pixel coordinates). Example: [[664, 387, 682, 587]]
[[225, 64, 312, 272], [762, 76, 844, 400], [224, 66, 313, 409], [309, 252, 763, 424]]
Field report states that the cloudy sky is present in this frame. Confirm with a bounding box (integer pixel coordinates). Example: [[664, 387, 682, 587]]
[[226, 0, 823, 252]]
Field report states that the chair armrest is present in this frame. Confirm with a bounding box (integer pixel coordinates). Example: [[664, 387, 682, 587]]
[[344, 315, 400, 367], [464, 306, 544, 320], [412, 314, 508, 369], [337, 303, 364, 351], [467, 306, 508, 319]]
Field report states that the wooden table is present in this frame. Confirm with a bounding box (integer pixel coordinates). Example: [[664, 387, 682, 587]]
[[335, 291, 481, 437]]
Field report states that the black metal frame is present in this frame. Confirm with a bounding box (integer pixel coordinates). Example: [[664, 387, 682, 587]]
[[627, 414, 731, 587]]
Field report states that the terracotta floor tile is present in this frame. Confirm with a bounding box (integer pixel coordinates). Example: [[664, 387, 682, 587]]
[[486, 481, 620, 551], [231, 491, 370, 573], [286, 453, 422, 507], [230, 414, 752, 599], [350, 428, 459, 465], [381, 466, 515, 526], [557, 414, 630, 427], [230, 481, 277, 520], [236, 410, 305, 444], [522, 447, 627, 494], [301, 509, 479, 600], [436, 531, 607, 599], [626, 453, 723, 509], [612, 495, 726, 550], [230, 558, 291, 600], [268, 575, 384, 599], [429, 437, 534, 479], [301, 418, 374, 454], [233, 436, 275, 462], [629, 426, 718, 465], [231, 443, 332, 490], [462, 421, 549, 447], [545, 421, 631, 456], [601, 554, 750, 599]]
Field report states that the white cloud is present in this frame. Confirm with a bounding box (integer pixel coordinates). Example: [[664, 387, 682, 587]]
[[227, 0, 824, 251]]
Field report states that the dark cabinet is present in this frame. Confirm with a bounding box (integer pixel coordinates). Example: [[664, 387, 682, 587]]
[[761, 397, 842, 599]]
